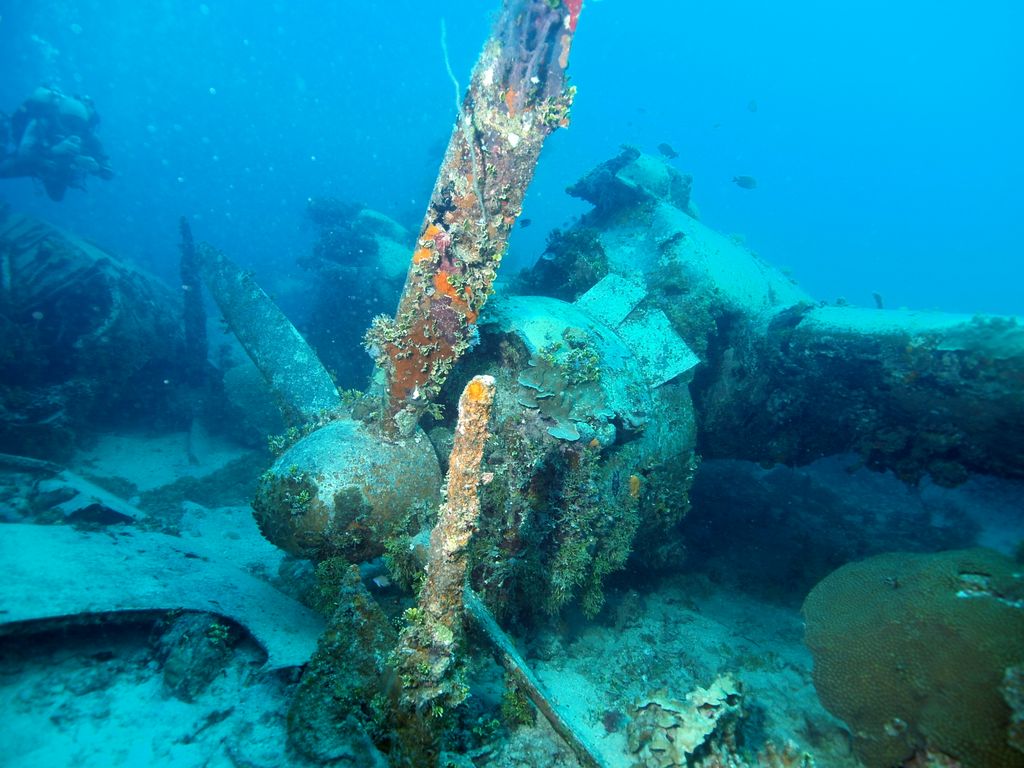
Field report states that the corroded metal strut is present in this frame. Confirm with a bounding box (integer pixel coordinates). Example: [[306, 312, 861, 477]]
[[367, 0, 581, 436]]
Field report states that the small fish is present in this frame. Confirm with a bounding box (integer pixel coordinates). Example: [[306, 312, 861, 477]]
[[519, 218, 532, 228], [657, 142, 679, 159], [732, 175, 758, 189], [67, 503, 134, 528], [747, 99, 758, 113]]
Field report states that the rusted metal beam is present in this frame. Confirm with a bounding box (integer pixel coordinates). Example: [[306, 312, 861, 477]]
[[392, 376, 497, 764], [367, 0, 582, 437]]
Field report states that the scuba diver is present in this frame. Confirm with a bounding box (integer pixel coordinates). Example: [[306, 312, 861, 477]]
[[0, 85, 114, 201]]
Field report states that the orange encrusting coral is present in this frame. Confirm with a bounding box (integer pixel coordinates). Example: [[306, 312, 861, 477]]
[[464, 377, 489, 403], [433, 271, 477, 323], [385, 321, 434, 407], [413, 223, 445, 265]]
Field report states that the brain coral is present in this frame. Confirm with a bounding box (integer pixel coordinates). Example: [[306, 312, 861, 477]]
[[802, 548, 1024, 768]]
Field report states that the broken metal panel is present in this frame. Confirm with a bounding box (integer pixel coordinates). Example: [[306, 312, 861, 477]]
[[483, 294, 651, 444], [574, 272, 647, 329], [574, 273, 699, 387], [565, 148, 810, 321], [541, 149, 1024, 485], [617, 307, 701, 387], [0, 523, 324, 669]]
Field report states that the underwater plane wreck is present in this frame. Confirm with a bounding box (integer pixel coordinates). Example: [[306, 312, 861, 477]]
[[1, 1, 1023, 767]]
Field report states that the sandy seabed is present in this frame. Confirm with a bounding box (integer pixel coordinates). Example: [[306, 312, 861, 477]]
[[3, 430, 1020, 767]]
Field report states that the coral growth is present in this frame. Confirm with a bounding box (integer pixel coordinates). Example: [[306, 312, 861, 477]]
[[627, 675, 744, 767], [287, 563, 393, 766], [516, 328, 605, 442], [468, 413, 645, 621], [542, 444, 641, 617], [696, 741, 816, 768], [512, 226, 609, 301], [803, 548, 1024, 768], [444, 293, 693, 621]]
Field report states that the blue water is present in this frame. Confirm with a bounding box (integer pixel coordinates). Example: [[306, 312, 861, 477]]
[[1, 0, 1022, 316]]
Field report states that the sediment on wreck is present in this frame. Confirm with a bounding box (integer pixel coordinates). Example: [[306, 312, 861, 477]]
[[0, 206, 187, 459], [696, 306, 1024, 484], [366, 0, 580, 438], [525, 147, 1024, 487]]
